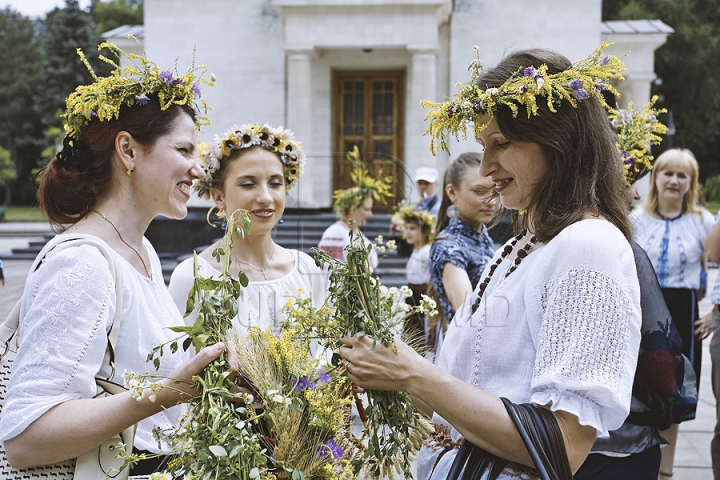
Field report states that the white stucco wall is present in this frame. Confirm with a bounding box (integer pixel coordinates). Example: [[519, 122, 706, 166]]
[[142, 0, 665, 208]]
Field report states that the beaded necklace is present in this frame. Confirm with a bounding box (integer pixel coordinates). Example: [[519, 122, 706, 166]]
[[471, 230, 537, 314]]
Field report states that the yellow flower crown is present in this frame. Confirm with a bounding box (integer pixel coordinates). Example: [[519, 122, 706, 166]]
[[421, 43, 626, 154], [332, 146, 393, 214], [396, 203, 436, 241], [608, 96, 667, 186], [194, 123, 305, 199], [64, 37, 213, 141]]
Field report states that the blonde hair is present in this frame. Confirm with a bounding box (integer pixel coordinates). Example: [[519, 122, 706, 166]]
[[643, 148, 702, 216]]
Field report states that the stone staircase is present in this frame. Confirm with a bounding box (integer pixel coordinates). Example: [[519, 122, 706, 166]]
[[6, 211, 512, 289]]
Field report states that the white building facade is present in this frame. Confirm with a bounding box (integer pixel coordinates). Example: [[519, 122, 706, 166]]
[[112, 0, 671, 209]]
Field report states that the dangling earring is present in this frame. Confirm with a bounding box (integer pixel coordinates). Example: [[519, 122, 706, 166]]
[[127, 167, 134, 176], [277, 218, 284, 225], [447, 204, 459, 218]]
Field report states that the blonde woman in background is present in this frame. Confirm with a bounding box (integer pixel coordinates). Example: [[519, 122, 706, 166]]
[[631, 148, 715, 479]]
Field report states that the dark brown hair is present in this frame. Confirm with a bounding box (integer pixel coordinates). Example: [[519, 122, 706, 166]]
[[39, 99, 196, 227], [476, 49, 632, 242], [434, 152, 484, 234]]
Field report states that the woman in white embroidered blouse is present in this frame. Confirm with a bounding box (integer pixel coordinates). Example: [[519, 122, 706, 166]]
[[630, 148, 715, 477], [0, 59, 225, 474], [338, 48, 641, 479], [168, 123, 326, 333]]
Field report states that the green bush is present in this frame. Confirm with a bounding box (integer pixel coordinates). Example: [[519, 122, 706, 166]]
[[703, 174, 720, 203]]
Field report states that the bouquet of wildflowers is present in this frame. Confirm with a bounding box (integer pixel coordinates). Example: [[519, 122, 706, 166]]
[[124, 211, 364, 479], [291, 229, 435, 479]]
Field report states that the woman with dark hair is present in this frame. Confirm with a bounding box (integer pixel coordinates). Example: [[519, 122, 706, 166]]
[[338, 46, 641, 479], [0, 45, 224, 476], [427, 152, 497, 358]]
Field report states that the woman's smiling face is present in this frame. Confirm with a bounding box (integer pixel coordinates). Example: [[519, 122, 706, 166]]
[[211, 147, 286, 234], [477, 117, 549, 211]]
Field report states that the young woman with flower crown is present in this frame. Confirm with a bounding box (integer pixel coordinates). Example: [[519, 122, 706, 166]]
[[338, 46, 642, 479], [168, 124, 326, 333], [0, 43, 226, 476], [317, 149, 393, 288]]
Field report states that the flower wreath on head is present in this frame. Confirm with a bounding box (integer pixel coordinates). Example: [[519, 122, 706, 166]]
[[396, 203, 436, 241], [421, 43, 627, 155], [332, 146, 393, 214], [193, 123, 305, 199], [63, 36, 213, 144], [608, 96, 667, 186]]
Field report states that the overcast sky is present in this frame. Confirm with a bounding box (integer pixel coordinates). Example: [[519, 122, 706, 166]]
[[2, 0, 91, 18]]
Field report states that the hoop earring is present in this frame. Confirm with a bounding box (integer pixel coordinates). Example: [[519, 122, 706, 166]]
[[206, 206, 226, 229], [447, 205, 459, 218]]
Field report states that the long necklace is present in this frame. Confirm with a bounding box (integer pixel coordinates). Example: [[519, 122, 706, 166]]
[[471, 230, 537, 314], [233, 244, 276, 280], [94, 210, 153, 280]]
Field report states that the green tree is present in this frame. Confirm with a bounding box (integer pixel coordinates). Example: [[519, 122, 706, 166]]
[[36, 0, 99, 132], [0, 146, 18, 204], [0, 7, 45, 204], [603, 0, 720, 181], [91, 0, 143, 37]]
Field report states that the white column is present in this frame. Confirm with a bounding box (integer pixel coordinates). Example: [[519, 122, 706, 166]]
[[286, 50, 317, 207], [407, 48, 438, 203]]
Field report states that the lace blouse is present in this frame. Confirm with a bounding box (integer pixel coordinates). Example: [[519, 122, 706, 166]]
[[417, 219, 642, 480], [0, 236, 191, 453], [631, 208, 715, 290], [168, 250, 327, 332], [429, 218, 495, 323]]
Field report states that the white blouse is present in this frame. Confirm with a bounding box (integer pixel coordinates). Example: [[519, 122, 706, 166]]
[[0, 236, 191, 453], [317, 222, 378, 289], [168, 250, 327, 332], [631, 208, 715, 289], [406, 244, 431, 285], [418, 219, 641, 480]]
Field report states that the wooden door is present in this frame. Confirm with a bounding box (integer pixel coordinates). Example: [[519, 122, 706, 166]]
[[332, 70, 405, 211]]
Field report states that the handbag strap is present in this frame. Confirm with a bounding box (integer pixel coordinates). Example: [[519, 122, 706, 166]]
[[1, 234, 124, 381], [501, 397, 573, 480]]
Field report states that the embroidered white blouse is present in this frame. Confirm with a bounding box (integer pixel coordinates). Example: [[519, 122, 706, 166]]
[[631, 208, 715, 290], [417, 219, 642, 480], [168, 250, 327, 332], [0, 236, 191, 454], [406, 244, 431, 285]]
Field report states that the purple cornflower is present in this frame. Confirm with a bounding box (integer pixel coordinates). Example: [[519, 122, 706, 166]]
[[595, 79, 607, 93], [292, 376, 317, 391], [191, 83, 201, 98], [474, 98, 484, 111], [518, 85, 528, 94], [316, 439, 344, 460], [602, 56, 610, 65], [160, 70, 174, 83], [447, 102, 455, 117], [523, 66, 537, 77], [135, 94, 149, 106], [318, 371, 331, 384], [90, 110, 97, 118], [569, 79, 588, 101], [621, 151, 634, 164]]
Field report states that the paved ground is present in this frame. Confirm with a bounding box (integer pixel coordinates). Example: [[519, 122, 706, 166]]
[[0, 226, 717, 479]]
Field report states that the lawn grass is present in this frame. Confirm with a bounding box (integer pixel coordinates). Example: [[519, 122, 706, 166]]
[[4, 205, 48, 222], [706, 201, 720, 215]]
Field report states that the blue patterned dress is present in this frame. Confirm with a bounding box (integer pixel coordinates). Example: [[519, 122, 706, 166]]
[[429, 217, 496, 324]]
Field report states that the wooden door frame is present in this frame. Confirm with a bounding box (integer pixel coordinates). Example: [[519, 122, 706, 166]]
[[331, 69, 406, 211]]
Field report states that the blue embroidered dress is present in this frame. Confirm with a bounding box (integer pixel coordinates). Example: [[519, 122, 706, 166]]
[[429, 217, 496, 324]]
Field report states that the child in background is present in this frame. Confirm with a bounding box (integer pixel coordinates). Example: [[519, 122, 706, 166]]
[[397, 205, 435, 341]]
